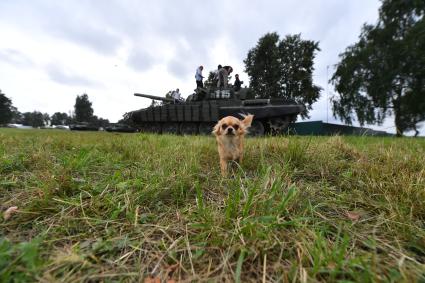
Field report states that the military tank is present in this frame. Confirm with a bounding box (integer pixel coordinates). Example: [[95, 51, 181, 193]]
[[126, 87, 305, 136], [69, 122, 99, 131], [105, 123, 138, 133]]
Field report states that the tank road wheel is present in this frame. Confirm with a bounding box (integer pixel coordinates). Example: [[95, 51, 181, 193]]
[[162, 122, 180, 135], [248, 120, 265, 137], [199, 122, 215, 135], [180, 123, 199, 135], [268, 117, 291, 135]]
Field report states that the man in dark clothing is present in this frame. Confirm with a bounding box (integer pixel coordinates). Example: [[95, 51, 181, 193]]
[[233, 74, 243, 91]]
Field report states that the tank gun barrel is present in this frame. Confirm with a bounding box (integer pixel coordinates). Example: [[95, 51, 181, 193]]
[[134, 93, 174, 103]]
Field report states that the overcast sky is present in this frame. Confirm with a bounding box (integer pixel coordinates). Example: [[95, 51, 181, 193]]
[[2, 0, 418, 134]]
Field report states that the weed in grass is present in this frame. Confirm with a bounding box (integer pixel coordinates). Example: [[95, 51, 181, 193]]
[[0, 237, 43, 282]]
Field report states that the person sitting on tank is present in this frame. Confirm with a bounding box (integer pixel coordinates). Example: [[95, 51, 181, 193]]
[[195, 65, 204, 88], [171, 88, 184, 103], [233, 74, 243, 91], [217, 66, 233, 88]]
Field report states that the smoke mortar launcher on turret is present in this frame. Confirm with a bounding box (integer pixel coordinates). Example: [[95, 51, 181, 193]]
[[126, 87, 305, 136]]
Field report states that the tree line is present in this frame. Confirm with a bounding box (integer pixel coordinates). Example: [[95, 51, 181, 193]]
[[0, 91, 109, 128]]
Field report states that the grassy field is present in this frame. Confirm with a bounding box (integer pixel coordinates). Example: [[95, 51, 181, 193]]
[[0, 129, 424, 282]]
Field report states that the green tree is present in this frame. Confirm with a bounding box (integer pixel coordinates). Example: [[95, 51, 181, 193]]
[[331, 0, 425, 136], [244, 33, 321, 116], [22, 111, 45, 128], [244, 33, 281, 99], [10, 107, 22, 124], [278, 35, 322, 115], [51, 112, 71, 125], [42, 113, 50, 126], [0, 90, 14, 125], [90, 115, 109, 128], [204, 71, 217, 89], [74, 94, 94, 122]]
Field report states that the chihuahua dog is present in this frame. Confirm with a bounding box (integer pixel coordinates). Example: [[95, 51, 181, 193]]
[[213, 114, 254, 176]]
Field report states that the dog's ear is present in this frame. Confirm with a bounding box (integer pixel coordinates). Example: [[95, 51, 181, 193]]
[[212, 121, 221, 136], [241, 114, 254, 128]]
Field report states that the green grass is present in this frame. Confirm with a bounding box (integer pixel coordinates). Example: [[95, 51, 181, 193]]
[[1, 128, 424, 282]]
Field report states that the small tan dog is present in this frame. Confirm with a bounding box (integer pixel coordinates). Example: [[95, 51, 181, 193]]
[[213, 114, 254, 176]]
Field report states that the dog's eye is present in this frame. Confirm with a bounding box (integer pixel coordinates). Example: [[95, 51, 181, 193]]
[[222, 124, 227, 129], [233, 124, 239, 130]]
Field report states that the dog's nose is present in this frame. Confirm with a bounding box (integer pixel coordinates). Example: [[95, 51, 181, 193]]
[[228, 127, 233, 133]]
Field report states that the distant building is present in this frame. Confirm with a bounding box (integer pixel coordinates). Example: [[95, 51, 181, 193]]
[[289, 121, 392, 136]]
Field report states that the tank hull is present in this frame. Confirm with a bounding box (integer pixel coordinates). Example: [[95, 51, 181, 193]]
[[128, 97, 305, 136], [69, 124, 99, 131]]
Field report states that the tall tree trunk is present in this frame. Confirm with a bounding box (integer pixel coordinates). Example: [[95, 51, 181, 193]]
[[394, 114, 403, 137], [393, 92, 403, 137]]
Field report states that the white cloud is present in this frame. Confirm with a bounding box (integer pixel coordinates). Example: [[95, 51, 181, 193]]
[[0, 49, 33, 67]]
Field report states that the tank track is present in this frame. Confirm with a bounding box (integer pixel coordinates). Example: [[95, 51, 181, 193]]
[[136, 115, 297, 136]]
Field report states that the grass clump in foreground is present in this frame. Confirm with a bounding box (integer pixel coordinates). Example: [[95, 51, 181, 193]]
[[0, 128, 424, 282]]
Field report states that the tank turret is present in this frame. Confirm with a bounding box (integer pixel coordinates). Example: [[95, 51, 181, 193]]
[[128, 87, 305, 136]]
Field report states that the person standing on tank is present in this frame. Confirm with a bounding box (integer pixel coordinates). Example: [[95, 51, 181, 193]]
[[213, 64, 222, 85], [195, 66, 204, 88], [217, 66, 233, 88]]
